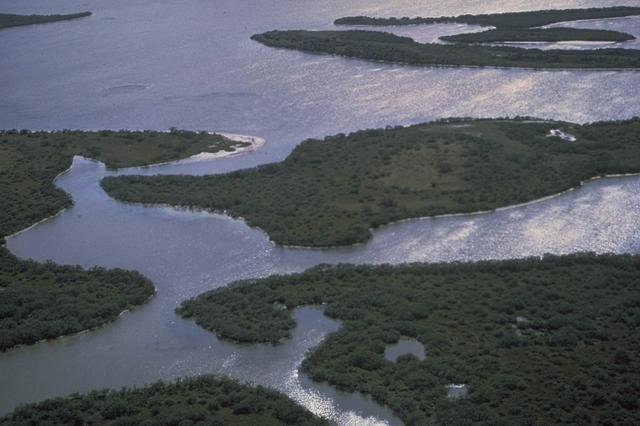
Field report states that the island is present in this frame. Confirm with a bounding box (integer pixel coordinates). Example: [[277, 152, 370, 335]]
[[176, 253, 640, 425], [0, 375, 327, 425], [250, 7, 640, 69], [102, 117, 640, 247], [0, 129, 253, 350], [336, 7, 640, 43], [0, 12, 91, 31], [251, 30, 640, 70]]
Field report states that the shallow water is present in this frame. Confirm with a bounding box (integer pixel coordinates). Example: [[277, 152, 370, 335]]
[[2, 0, 640, 423]]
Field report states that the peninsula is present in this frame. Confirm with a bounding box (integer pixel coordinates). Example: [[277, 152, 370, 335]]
[[251, 7, 640, 69], [0, 12, 91, 30], [177, 253, 640, 425], [251, 30, 640, 70], [102, 118, 640, 247], [336, 7, 640, 44]]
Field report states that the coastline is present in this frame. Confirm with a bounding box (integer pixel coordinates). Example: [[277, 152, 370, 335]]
[[4, 291, 156, 353], [2, 158, 78, 241], [111, 171, 640, 252], [135, 132, 265, 167]]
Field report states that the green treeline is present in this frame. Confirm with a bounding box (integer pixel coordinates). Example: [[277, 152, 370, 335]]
[[440, 28, 635, 43], [102, 118, 640, 247], [0, 129, 245, 239], [250, 30, 640, 69], [1, 375, 327, 425], [336, 7, 640, 44], [0, 246, 154, 351], [334, 7, 640, 28], [0, 12, 91, 30], [255, 7, 640, 68], [177, 253, 640, 425], [0, 129, 240, 350]]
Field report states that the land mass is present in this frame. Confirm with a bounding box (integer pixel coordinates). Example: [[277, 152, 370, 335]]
[[0, 375, 327, 425], [0, 129, 248, 350], [334, 7, 640, 28], [250, 30, 640, 69], [0, 12, 91, 30], [102, 118, 640, 247], [0, 129, 248, 239], [440, 28, 634, 44], [0, 246, 154, 351], [176, 253, 640, 425], [337, 7, 640, 45], [251, 8, 640, 69]]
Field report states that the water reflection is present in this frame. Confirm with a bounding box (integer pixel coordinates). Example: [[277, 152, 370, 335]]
[[3, 154, 640, 422], [2, 0, 640, 423]]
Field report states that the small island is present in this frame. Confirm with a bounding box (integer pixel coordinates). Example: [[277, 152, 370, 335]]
[[0, 12, 92, 31], [0, 375, 327, 425], [0, 246, 154, 351], [102, 118, 640, 247], [251, 7, 640, 69], [176, 253, 640, 425]]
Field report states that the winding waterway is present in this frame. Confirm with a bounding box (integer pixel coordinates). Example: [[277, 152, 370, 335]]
[[2, 0, 640, 423]]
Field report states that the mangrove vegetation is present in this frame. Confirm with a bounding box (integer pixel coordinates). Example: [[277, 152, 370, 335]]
[[0, 246, 154, 351], [102, 118, 640, 247], [0, 129, 241, 350], [177, 253, 640, 425], [1, 375, 327, 425], [0, 12, 92, 31], [252, 7, 640, 69], [0, 129, 246, 239], [334, 7, 640, 28], [250, 30, 640, 69]]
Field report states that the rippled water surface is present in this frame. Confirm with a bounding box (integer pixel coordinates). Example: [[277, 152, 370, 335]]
[[1, 0, 640, 423]]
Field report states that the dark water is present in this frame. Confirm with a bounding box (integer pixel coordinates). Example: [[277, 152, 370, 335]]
[[2, 0, 640, 423]]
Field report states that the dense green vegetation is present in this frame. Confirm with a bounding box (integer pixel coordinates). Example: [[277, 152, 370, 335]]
[[0, 246, 154, 351], [0, 129, 246, 238], [177, 254, 640, 425], [255, 8, 640, 68], [337, 7, 640, 44], [0, 130, 242, 350], [250, 30, 640, 69], [0, 12, 91, 30], [102, 118, 640, 247], [1, 375, 327, 425], [334, 7, 640, 28], [440, 28, 634, 43]]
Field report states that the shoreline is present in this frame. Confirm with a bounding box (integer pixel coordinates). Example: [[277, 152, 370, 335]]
[[2, 159, 78, 241], [111, 171, 640, 252], [133, 132, 266, 167], [259, 44, 640, 72], [281, 171, 640, 250], [4, 291, 156, 353], [3, 133, 265, 241]]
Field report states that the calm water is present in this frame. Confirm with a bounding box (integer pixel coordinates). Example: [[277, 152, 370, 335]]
[[384, 339, 426, 362], [2, 0, 640, 423]]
